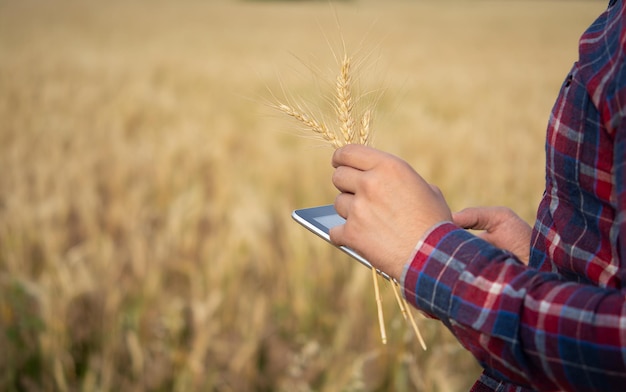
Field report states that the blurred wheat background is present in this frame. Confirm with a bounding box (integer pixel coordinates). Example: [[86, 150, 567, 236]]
[[0, 0, 602, 391]]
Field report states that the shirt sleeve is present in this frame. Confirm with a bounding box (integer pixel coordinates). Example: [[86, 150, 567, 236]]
[[399, 2, 626, 391], [401, 222, 626, 391]]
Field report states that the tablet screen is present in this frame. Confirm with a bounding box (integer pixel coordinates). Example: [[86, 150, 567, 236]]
[[292, 205, 390, 280], [314, 214, 345, 230]]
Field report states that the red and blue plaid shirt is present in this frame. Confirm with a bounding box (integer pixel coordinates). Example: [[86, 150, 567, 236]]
[[402, 1, 626, 391]]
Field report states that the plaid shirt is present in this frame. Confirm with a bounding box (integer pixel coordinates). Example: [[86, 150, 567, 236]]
[[401, 1, 626, 391]]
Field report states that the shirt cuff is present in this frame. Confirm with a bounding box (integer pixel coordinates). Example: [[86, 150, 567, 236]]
[[400, 221, 459, 298], [400, 221, 472, 319]]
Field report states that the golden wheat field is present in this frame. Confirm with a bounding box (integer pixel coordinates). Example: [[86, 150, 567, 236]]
[[0, 0, 604, 391]]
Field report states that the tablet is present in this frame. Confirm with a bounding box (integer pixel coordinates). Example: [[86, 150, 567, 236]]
[[291, 205, 391, 280]]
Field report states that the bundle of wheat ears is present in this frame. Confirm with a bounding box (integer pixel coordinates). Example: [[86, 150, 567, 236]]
[[277, 53, 426, 350]]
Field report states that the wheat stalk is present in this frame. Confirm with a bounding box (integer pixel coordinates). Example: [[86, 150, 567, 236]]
[[278, 52, 425, 349], [371, 267, 387, 345], [391, 279, 427, 350]]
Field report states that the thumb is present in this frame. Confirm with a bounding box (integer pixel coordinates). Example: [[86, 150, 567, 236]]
[[453, 207, 492, 231]]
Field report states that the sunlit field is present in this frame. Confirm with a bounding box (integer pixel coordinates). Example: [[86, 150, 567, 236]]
[[0, 0, 603, 390]]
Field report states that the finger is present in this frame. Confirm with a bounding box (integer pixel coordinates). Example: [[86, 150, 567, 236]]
[[332, 165, 362, 194], [334, 192, 353, 219], [430, 184, 443, 197], [332, 144, 382, 170], [453, 207, 491, 231], [329, 222, 346, 246]]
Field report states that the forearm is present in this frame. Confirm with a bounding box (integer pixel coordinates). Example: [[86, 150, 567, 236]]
[[402, 222, 626, 391]]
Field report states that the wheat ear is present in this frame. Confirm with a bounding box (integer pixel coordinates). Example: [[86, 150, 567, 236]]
[[335, 54, 355, 144], [277, 104, 341, 149], [359, 109, 371, 146]]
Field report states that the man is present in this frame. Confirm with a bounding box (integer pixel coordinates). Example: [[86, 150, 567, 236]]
[[329, 0, 626, 390]]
